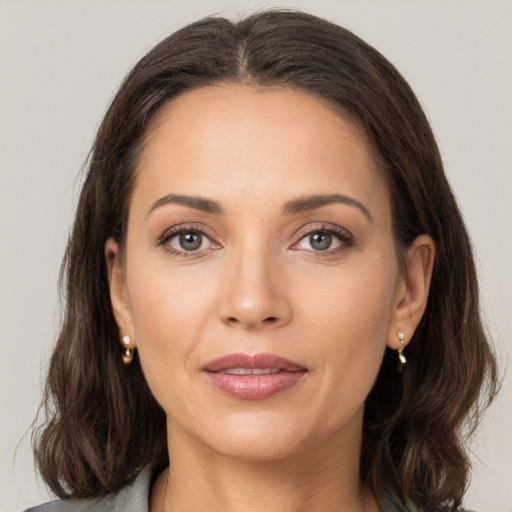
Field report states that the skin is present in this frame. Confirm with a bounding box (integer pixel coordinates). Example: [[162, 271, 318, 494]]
[[106, 85, 435, 512]]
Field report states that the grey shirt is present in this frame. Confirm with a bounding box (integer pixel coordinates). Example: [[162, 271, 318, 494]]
[[24, 465, 402, 512]]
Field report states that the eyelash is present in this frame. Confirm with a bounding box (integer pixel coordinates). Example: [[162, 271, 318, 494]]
[[158, 224, 215, 258], [157, 223, 354, 258], [293, 224, 354, 257]]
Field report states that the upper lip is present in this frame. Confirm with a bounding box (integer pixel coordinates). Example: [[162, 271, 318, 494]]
[[203, 353, 306, 372]]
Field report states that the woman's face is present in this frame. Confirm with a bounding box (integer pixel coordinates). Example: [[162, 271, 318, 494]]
[[109, 85, 409, 461]]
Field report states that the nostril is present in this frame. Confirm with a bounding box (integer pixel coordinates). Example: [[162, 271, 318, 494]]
[[226, 316, 278, 325]]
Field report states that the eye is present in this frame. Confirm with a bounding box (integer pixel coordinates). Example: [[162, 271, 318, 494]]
[[292, 225, 353, 254], [298, 231, 342, 251], [159, 225, 218, 256], [302, 232, 339, 251], [170, 231, 206, 251]]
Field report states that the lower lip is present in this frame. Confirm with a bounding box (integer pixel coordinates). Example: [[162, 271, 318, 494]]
[[204, 371, 307, 400]]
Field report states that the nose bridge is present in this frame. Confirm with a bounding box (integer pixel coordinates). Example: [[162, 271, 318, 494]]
[[218, 235, 292, 330]]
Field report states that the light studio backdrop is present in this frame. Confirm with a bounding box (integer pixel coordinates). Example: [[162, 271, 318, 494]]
[[1, 1, 511, 511]]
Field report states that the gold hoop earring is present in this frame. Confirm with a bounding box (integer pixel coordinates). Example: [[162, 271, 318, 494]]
[[397, 331, 406, 364], [122, 335, 134, 365]]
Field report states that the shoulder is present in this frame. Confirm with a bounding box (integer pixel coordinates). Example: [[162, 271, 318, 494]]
[[22, 465, 154, 512], [23, 494, 114, 512]]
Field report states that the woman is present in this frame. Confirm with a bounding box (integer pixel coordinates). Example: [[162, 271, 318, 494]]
[[27, 10, 498, 512]]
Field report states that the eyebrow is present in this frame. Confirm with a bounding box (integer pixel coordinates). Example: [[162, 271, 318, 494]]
[[148, 194, 223, 216], [147, 193, 373, 221], [282, 194, 373, 221]]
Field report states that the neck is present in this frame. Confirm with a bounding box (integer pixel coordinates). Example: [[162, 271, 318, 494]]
[[151, 410, 379, 512]]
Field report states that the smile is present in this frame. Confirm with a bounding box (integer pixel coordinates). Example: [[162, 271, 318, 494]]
[[203, 353, 307, 400]]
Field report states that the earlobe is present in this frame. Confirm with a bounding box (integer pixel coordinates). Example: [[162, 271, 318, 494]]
[[388, 234, 435, 350], [105, 238, 135, 344]]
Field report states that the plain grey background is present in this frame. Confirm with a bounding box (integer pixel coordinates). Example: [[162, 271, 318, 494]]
[[1, 1, 511, 511]]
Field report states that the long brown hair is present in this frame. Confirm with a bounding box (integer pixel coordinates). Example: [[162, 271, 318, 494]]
[[33, 10, 499, 511]]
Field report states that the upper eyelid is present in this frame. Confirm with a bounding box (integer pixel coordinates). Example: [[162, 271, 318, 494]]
[[295, 223, 353, 240], [290, 224, 354, 254], [158, 225, 219, 256], [160, 223, 216, 241]]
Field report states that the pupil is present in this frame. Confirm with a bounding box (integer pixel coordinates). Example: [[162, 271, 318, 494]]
[[310, 232, 331, 250], [179, 232, 202, 251]]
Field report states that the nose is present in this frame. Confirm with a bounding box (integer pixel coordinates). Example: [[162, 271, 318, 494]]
[[217, 246, 293, 331]]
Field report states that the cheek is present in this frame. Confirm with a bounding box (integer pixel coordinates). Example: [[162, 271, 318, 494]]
[[298, 251, 397, 405], [300, 249, 397, 340], [127, 243, 219, 330], [125, 258, 218, 397]]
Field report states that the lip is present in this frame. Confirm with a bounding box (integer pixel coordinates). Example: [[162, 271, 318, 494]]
[[202, 353, 307, 400]]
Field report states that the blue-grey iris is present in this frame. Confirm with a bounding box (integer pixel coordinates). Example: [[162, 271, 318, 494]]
[[310, 232, 331, 250], [180, 232, 202, 251]]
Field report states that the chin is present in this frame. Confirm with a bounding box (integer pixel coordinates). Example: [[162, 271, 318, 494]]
[[184, 411, 316, 462], [208, 432, 309, 463]]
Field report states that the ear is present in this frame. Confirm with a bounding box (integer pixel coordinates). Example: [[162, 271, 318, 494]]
[[387, 234, 435, 349], [105, 238, 136, 349]]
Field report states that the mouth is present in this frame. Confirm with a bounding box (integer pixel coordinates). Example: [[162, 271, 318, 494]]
[[202, 353, 307, 400]]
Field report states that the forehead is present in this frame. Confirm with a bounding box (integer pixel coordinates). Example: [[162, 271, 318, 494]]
[[133, 84, 389, 221]]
